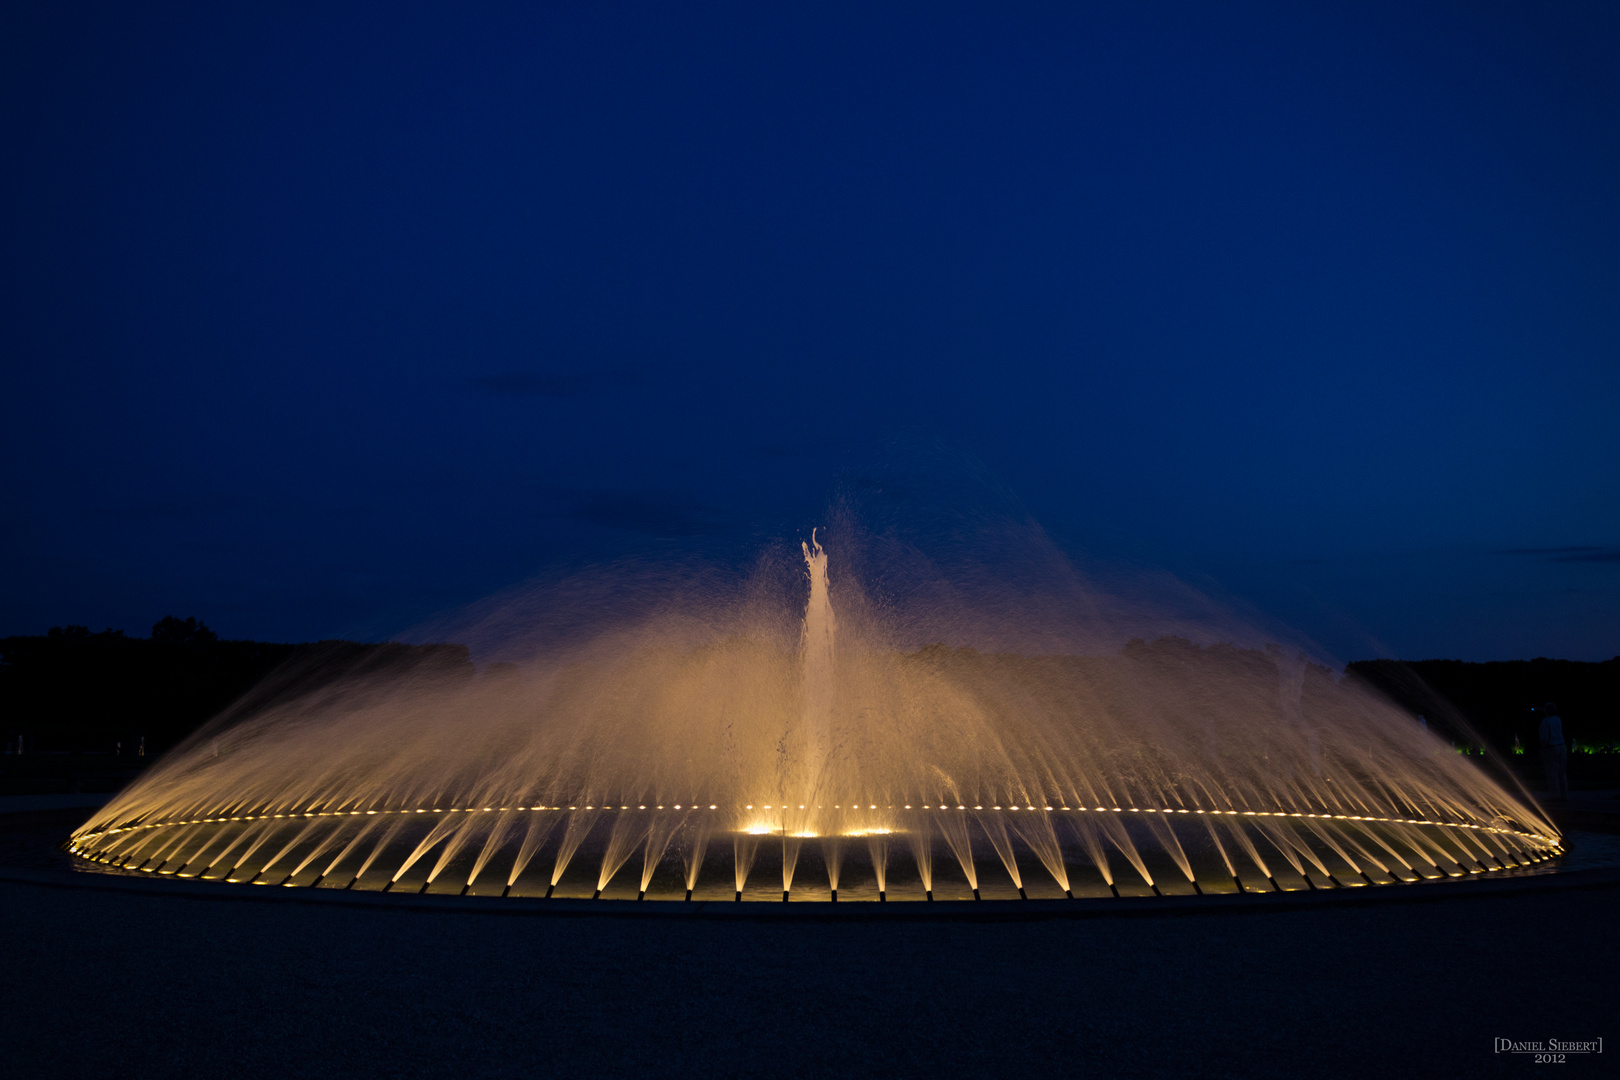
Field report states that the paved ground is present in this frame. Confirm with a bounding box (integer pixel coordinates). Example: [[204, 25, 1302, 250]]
[[1, 855, 1614, 1080]]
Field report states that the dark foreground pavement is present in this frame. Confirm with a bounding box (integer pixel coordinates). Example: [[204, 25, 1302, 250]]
[[0, 867, 1614, 1080]]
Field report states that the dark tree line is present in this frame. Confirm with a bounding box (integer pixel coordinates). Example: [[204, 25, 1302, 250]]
[[0, 617, 473, 757], [1346, 656, 1620, 757]]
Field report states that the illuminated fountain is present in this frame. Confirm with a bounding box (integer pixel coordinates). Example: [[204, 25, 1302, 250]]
[[68, 527, 1560, 901]]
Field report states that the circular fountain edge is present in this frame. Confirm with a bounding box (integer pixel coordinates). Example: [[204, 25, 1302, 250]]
[[11, 851, 1615, 922]]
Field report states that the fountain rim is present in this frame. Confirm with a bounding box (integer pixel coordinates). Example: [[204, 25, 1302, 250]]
[[69, 800, 1562, 849], [14, 851, 1608, 919]]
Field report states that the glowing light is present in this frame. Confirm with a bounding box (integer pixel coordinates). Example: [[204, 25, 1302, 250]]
[[71, 786, 1556, 894]]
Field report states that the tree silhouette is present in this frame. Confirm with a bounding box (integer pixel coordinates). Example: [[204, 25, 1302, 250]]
[[150, 616, 218, 645]]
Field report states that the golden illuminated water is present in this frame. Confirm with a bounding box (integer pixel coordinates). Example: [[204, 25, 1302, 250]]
[[68, 537, 1561, 900]]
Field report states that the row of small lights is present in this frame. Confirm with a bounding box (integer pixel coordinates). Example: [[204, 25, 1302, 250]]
[[70, 802, 1559, 849]]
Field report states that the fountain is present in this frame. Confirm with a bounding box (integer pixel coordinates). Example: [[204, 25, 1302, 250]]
[[67, 525, 1561, 901]]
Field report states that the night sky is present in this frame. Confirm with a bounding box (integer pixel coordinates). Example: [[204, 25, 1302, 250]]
[[4, 2, 1617, 662]]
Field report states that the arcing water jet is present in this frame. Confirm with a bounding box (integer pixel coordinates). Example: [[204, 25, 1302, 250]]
[[68, 529, 1560, 900]]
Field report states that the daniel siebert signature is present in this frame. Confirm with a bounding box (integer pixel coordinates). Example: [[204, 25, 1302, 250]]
[[1495, 1038, 1603, 1061]]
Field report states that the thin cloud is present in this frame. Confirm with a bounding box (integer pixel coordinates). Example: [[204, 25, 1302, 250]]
[[1557, 549, 1620, 563]]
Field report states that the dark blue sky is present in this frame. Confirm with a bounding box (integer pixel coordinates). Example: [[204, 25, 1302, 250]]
[[3, 2, 1617, 661]]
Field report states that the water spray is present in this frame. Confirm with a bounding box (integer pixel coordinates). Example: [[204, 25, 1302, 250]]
[[66, 532, 1563, 904]]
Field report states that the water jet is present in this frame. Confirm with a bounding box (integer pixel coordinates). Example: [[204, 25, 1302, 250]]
[[67, 530, 1560, 904]]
